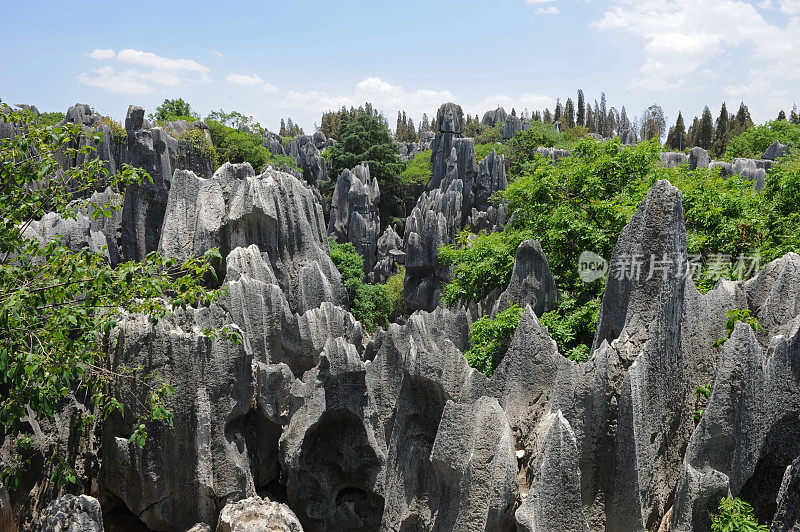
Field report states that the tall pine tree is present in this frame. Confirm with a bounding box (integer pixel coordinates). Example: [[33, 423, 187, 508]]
[[698, 107, 714, 150], [665, 112, 686, 151], [565, 98, 576, 129], [577, 89, 585, 127]]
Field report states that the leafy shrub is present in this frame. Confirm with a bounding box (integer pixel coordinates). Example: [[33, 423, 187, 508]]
[[506, 121, 573, 177], [439, 230, 528, 306], [474, 142, 507, 163], [385, 266, 406, 320], [474, 123, 504, 145], [724, 120, 800, 160], [539, 296, 601, 361], [150, 98, 199, 123], [400, 149, 432, 189], [465, 305, 523, 377], [172, 128, 219, 169], [37, 111, 65, 127], [710, 497, 767, 532], [207, 120, 297, 173], [99, 116, 127, 144], [328, 238, 391, 331], [715, 309, 764, 347]]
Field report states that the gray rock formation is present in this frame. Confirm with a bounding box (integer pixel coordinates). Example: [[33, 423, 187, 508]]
[[515, 412, 590, 532], [536, 146, 572, 163], [771, 456, 800, 531], [689, 147, 710, 170], [482, 107, 507, 128], [328, 164, 381, 273], [503, 114, 523, 140], [38, 494, 104, 532], [100, 306, 255, 531], [158, 163, 346, 313], [429, 396, 518, 531], [216, 497, 302, 532], [121, 105, 178, 262], [430, 102, 467, 191], [404, 120, 508, 311], [22, 211, 108, 258], [763, 140, 793, 161], [284, 134, 329, 185], [660, 151, 688, 168], [493, 239, 559, 316], [370, 225, 403, 283], [280, 337, 386, 530]]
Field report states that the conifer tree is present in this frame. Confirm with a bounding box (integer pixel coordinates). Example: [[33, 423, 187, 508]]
[[563, 98, 574, 129], [778, 109, 787, 121], [665, 112, 686, 151], [577, 89, 585, 127], [553, 99, 562, 123], [279, 119, 287, 137], [543, 108, 552, 123], [599, 93, 608, 136], [698, 107, 714, 149], [791, 105, 800, 125]]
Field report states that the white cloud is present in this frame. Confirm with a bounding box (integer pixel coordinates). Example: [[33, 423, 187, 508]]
[[212, 50, 224, 57], [116, 49, 209, 72], [77, 66, 152, 95], [593, 0, 800, 94], [226, 73, 264, 86], [537, 6, 559, 13], [263, 83, 278, 94], [86, 48, 115, 60], [279, 77, 454, 123]]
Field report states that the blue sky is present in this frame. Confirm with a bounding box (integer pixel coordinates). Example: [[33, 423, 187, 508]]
[[1, 0, 798, 132]]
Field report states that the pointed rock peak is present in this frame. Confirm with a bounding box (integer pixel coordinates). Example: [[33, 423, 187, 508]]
[[593, 179, 688, 351], [436, 102, 465, 136]]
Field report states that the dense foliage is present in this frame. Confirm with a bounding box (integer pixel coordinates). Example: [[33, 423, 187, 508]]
[[0, 105, 232, 487], [710, 497, 768, 532], [464, 304, 523, 377], [37, 111, 65, 127], [724, 119, 800, 160], [207, 119, 298, 173], [328, 238, 391, 331], [328, 105, 406, 227], [441, 134, 799, 360], [150, 97, 199, 123], [439, 231, 527, 306]]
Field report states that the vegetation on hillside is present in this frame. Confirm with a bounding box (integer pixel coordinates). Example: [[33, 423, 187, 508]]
[[0, 104, 234, 488], [328, 238, 391, 332], [465, 304, 523, 377], [440, 131, 799, 361]]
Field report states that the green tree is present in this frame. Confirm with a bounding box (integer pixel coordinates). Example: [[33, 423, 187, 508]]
[[565, 98, 576, 129], [0, 104, 233, 488], [150, 98, 199, 122], [554, 99, 562, 124], [778, 109, 787, 121], [464, 305, 523, 377], [791, 104, 800, 125], [328, 238, 391, 331], [698, 107, 715, 150], [577, 89, 586, 127], [736, 102, 754, 130], [639, 104, 666, 141], [328, 105, 406, 226], [665, 112, 687, 151]]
